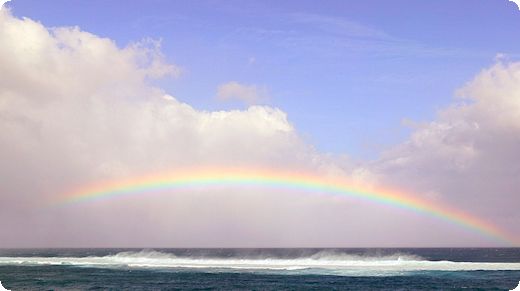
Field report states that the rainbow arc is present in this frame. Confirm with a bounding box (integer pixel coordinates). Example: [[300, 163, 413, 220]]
[[55, 167, 519, 246]]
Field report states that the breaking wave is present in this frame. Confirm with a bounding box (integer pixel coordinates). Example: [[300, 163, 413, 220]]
[[1, 250, 519, 276]]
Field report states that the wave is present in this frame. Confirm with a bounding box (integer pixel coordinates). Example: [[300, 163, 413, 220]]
[[1, 250, 519, 276]]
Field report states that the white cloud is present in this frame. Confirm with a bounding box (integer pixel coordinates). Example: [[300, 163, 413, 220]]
[[216, 81, 268, 105], [0, 10, 360, 247], [362, 61, 520, 237], [0, 0, 10, 11]]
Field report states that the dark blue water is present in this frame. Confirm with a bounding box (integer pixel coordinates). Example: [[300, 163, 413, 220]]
[[1, 248, 519, 290]]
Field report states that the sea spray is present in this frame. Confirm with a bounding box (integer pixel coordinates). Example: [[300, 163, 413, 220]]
[[1, 250, 520, 276]]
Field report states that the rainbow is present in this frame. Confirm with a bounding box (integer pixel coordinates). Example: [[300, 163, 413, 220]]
[[55, 167, 518, 245]]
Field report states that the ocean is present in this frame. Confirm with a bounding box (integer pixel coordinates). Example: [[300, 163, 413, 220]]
[[0, 248, 519, 290]]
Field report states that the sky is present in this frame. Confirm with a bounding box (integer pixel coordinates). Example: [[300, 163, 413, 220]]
[[0, 0, 519, 247]]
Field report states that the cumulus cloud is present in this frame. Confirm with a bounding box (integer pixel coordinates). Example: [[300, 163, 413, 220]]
[[216, 81, 269, 105], [362, 61, 520, 237], [0, 0, 10, 11], [0, 10, 360, 247]]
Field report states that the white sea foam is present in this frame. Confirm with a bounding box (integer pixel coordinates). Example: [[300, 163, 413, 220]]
[[0, 250, 519, 276]]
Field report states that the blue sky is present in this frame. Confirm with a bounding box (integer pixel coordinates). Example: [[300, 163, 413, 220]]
[[7, 0, 520, 158], [3, 0, 520, 247]]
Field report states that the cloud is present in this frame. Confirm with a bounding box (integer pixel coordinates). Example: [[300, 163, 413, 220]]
[[361, 60, 520, 237], [0, 0, 10, 11], [288, 12, 390, 40], [216, 81, 268, 105], [0, 10, 360, 247]]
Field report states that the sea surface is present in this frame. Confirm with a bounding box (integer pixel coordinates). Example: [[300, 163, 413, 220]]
[[0, 248, 519, 290]]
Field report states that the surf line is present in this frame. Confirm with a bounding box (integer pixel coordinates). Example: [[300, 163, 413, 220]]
[[53, 167, 518, 245]]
